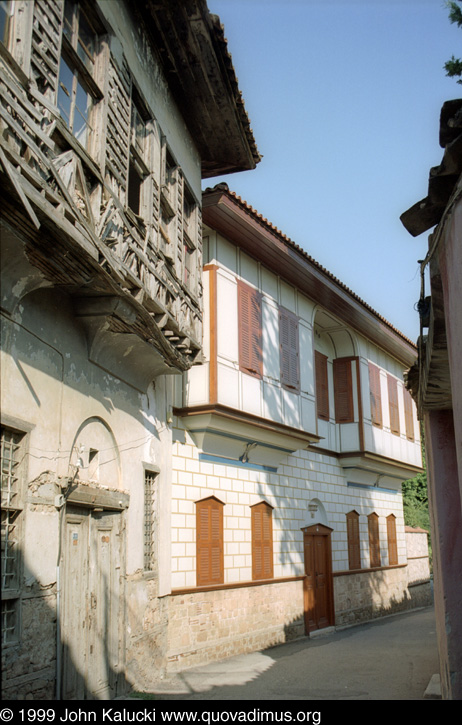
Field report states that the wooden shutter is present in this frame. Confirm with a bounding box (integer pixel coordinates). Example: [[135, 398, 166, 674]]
[[346, 511, 361, 570], [368, 513, 381, 568], [251, 502, 273, 580], [333, 358, 354, 423], [196, 497, 224, 586], [315, 351, 329, 421], [106, 54, 131, 195], [387, 375, 400, 435], [238, 281, 262, 378], [386, 514, 398, 566], [279, 307, 300, 391], [368, 363, 382, 428], [403, 389, 415, 441]]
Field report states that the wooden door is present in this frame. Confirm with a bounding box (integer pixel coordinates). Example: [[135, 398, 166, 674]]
[[61, 506, 123, 700], [302, 525, 334, 633]]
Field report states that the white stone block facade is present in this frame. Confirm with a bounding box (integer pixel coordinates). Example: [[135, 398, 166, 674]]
[[171, 425, 407, 589]]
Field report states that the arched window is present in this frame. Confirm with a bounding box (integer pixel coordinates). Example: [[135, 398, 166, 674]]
[[251, 502, 274, 580], [196, 497, 224, 586]]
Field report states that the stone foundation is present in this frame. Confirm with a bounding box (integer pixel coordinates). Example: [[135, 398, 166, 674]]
[[166, 579, 305, 672], [1, 592, 56, 700], [333, 566, 431, 627]]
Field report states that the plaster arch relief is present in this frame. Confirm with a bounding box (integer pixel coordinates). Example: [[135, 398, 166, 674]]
[[312, 307, 358, 358], [302, 497, 330, 529], [69, 416, 121, 489]]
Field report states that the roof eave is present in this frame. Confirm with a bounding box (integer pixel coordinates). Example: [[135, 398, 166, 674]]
[[137, 1, 261, 178], [203, 186, 417, 367]]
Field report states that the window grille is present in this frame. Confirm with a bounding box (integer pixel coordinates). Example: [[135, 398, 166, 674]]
[[1, 426, 24, 645], [143, 471, 157, 572], [1, 599, 18, 645]]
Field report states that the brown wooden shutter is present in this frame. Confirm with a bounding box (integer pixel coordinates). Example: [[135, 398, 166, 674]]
[[368, 363, 382, 427], [196, 497, 224, 586], [279, 308, 299, 391], [368, 513, 381, 568], [238, 281, 262, 378], [333, 358, 354, 423], [386, 514, 398, 566], [346, 511, 361, 570], [387, 375, 400, 435], [403, 389, 415, 441], [315, 351, 329, 421], [251, 502, 273, 580]]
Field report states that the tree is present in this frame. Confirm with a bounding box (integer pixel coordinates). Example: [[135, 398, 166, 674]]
[[445, 1, 462, 84]]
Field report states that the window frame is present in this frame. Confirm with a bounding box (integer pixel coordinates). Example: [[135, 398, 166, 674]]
[[333, 357, 354, 424], [238, 280, 263, 380], [387, 374, 400, 436], [1, 424, 27, 647], [368, 362, 382, 428], [182, 183, 198, 292], [58, 1, 103, 153], [126, 91, 150, 219], [0, 0, 12, 48], [251, 501, 274, 581], [367, 512, 381, 568], [143, 468, 158, 574], [279, 306, 300, 393], [346, 510, 361, 570], [386, 514, 398, 566], [196, 496, 224, 587], [403, 388, 415, 441], [315, 350, 329, 421]]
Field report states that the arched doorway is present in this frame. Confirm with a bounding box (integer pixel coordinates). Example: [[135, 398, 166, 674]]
[[301, 524, 335, 634]]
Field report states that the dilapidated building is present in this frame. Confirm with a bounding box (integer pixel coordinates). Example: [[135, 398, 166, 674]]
[[0, 0, 259, 699], [401, 98, 462, 701]]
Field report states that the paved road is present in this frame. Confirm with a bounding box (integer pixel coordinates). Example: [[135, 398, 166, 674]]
[[143, 606, 439, 701]]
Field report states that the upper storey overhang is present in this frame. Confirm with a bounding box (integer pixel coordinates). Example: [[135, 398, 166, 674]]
[[203, 185, 417, 368], [136, 0, 261, 178]]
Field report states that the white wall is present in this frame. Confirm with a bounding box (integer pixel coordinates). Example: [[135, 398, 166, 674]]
[[190, 228, 421, 469]]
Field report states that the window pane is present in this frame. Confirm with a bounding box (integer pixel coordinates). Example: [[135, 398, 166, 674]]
[[0, 0, 11, 46], [63, 0, 75, 43], [74, 78, 92, 145], [58, 57, 73, 127], [1, 599, 18, 645], [77, 9, 95, 70]]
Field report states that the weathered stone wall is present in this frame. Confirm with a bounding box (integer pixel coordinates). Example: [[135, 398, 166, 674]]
[[166, 580, 304, 672], [405, 527, 431, 585], [1, 590, 56, 700], [125, 576, 169, 690], [334, 567, 414, 627]]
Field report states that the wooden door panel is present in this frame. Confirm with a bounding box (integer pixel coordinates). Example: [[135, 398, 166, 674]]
[[303, 535, 316, 632], [62, 511, 89, 700], [62, 507, 122, 700], [302, 528, 334, 634]]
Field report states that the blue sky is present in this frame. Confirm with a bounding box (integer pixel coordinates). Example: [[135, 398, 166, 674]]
[[204, 0, 460, 343]]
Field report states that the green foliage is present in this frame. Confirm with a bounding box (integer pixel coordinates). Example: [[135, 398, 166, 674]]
[[402, 470, 430, 531], [402, 424, 429, 530], [445, 1, 462, 84], [402, 426, 432, 568]]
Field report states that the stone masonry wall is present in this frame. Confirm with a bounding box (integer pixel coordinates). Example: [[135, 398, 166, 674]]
[[405, 527, 431, 585], [1, 590, 56, 700], [166, 579, 304, 672]]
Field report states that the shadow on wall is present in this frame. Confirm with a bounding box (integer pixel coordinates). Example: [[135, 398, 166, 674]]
[[334, 566, 433, 629], [1, 545, 134, 701]]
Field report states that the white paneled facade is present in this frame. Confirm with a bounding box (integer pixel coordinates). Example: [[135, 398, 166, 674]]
[[168, 192, 430, 669]]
